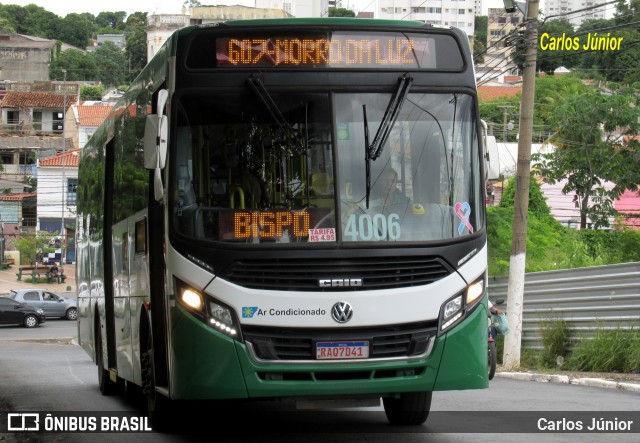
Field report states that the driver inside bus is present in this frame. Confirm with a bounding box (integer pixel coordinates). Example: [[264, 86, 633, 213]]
[[374, 168, 410, 209]]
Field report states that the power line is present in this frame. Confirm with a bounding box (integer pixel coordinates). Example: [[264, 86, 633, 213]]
[[541, 0, 620, 24]]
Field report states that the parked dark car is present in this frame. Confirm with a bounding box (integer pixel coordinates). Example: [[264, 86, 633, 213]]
[[0, 297, 46, 327], [6, 289, 77, 320]]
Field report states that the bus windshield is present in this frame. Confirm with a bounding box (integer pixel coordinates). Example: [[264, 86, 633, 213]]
[[170, 89, 482, 244]]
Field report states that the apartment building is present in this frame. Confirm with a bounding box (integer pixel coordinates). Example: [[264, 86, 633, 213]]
[[545, 0, 607, 28], [482, 7, 525, 77], [376, 0, 476, 37]]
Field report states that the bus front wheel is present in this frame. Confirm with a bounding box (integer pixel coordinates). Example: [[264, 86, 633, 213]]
[[383, 391, 432, 425], [141, 338, 172, 430], [488, 341, 497, 380], [96, 326, 123, 395]]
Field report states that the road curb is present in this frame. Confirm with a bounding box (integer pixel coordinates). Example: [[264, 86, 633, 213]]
[[497, 372, 640, 393], [0, 337, 80, 347]]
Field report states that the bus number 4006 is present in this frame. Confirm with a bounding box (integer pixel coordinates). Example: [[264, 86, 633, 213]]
[[344, 213, 401, 241]]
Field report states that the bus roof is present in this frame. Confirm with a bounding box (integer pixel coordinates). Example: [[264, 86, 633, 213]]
[[171, 18, 457, 41], [222, 17, 428, 28]]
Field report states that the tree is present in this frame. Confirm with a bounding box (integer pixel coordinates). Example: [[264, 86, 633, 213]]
[[80, 85, 105, 101], [480, 75, 591, 143], [614, 0, 640, 24], [93, 41, 128, 88], [0, 16, 16, 32], [56, 13, 93, 48], [533, 89, 640, 229], [124, 13, 148, 82], [473, 16, 487, 63], [23, 5, 59, 39], [0, 4, 31, 34], [328, 8, 355, 17], [479, 95, 520, 141], [534, 74, 587, 129], [95, 11, 126, 31], [536, 19, 575, 73], [13, 231, 57, 266], [50, 48, 97, 81]]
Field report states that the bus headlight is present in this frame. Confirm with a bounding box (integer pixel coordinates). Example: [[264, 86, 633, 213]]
[[466, 279, 484, 305], [438, 276, 485, 335], [181, 288, 204, 311], [175, 278, 240, 339], [441, 296, 463, 332], [208, 301, 238, 337]]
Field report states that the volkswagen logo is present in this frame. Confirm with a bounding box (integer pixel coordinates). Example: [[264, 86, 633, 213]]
[[331, 302, 353, 323]]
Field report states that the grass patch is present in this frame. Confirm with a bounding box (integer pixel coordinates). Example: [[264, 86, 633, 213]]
[[504, 324, 640, 374], [538, 317, 572, 369], [566, 327, 640, 373]]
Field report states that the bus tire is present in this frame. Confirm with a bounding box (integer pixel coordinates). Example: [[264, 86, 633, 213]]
[[383, 391, 432, 425], [96, 325, 124, 395], [141, 340, 172, 430], [488, 341, 497, 381]]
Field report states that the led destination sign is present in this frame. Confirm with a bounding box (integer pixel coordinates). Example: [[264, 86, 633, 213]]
[[233, 210, 310, 239], [210, 32, 464, 70], [217, 209, 334, 242], [221, 36, 423, 67]]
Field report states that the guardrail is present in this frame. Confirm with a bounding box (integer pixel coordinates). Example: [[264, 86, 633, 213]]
[[488, 262, 640, 349]]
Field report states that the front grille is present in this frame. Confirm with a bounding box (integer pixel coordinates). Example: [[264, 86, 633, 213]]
[[256, 367, 427, 381], [221, 256, 452, 291], [243, 322, 437, 361]]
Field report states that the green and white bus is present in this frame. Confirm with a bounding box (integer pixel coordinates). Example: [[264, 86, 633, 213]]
[[76, 18, 489, 428]]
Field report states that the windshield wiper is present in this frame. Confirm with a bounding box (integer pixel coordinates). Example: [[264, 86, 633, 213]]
[[368, 75, 412, 160], [362, 75, 412, 208], [363, 104, 372, 208], [248, 76, 301, 149]]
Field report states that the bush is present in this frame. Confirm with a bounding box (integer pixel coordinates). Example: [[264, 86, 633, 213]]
[[577, 228, 640, 264], [80, 85, 105, 101], [566, 326, 640, 373], [537, 317, 572, 369], [487, 176, 640, 276]]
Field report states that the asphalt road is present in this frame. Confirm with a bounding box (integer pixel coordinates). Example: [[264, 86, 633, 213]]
[[0, 318, 77, 340]]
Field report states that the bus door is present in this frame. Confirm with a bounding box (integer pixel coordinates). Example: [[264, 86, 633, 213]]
[[112, 220, 134, 381]]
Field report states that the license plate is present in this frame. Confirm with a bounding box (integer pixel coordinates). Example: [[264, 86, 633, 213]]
[[316, 341, 369, 360]]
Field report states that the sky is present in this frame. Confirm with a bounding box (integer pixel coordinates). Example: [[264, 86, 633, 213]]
[[4, 0, 506, 18]]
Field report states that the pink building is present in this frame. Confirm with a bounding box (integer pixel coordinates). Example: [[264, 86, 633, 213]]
[[540, 180, 640, 230], [614, 189, 640, 229]]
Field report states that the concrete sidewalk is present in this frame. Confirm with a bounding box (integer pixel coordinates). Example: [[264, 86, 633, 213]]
[[0, 262, 76, 295], [497, 371, 640, 393]]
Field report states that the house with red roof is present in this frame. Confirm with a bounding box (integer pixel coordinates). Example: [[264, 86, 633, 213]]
[[0, 90, 77, 134], [0, 84, 78, 183], [478, 85, 522, 102], [67, 102, 114, 149]]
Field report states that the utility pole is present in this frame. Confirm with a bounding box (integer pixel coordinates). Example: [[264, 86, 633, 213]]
[[498, 105, 515, 141], [503, 0, 539, 369], [61, 69, 67, 272]]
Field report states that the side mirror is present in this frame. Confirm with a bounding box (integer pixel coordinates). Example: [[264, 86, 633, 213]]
[[143, 115, 167, 169], [143, 89, 169, 201]]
